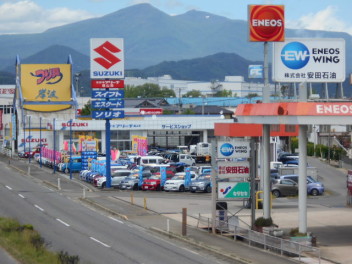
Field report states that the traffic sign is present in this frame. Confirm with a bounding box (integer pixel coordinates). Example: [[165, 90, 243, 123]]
[[92, 99, 124, 109], [92, 110, 124, 119]]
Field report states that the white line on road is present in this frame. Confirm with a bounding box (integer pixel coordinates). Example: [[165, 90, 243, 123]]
[[109, 216, 123, 224], [90, 237, 111, 248], [56, 218, 70, 227], [34, 205, 44, 212], [5, 185, 12, 190], [18, 194, 25, 198]]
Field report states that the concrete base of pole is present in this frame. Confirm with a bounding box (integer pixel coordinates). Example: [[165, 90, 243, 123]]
[[27, 166, 30, 176]]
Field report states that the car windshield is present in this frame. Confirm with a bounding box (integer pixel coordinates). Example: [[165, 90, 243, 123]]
[[197, 175, 211, 180], [307, 176, 317, 183], [124, 177, 135, 181], [171, 176, 184, 180], [148, 175, 160, 180]]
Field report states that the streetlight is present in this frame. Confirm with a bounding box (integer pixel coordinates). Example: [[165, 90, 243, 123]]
[[75, 73, 81, 97]]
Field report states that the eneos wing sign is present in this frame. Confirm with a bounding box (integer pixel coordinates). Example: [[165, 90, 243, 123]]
[[20, 64, 72, 112], [90, 38, 124, 79], [248, 5, 285, 42], [273, 38, 346, 82]]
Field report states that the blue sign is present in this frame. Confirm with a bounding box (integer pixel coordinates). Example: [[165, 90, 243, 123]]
[[81, 151, 98, 170], [281, 42, 310, 70], [220, 143, 234, 157], [92, 99, 124, 109], [92, 110, 125, 119], [248, 65, 263, 79], [92, 90, 124, 99]]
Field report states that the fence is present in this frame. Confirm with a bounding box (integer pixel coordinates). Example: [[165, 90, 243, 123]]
[[197, 214, 321, 263]]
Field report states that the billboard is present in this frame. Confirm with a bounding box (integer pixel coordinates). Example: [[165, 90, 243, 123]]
[[218, 161, 250, 179], [272, 38, 346, 82], [20, 64, 72, 112], [217, 140, 250, 159], [90, 38, 124, 79], [248, 5, 285, 42], [248, 65, 263, 78], [218, 182, 250, 199]]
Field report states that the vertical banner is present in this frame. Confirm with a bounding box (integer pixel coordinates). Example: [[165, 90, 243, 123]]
[[138, 166, 144, 187], [185, 167, 191, 188], [160, 166, 167, 187]]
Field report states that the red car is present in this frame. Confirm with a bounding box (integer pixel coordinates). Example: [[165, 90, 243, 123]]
[[141, 172, 174, 191]]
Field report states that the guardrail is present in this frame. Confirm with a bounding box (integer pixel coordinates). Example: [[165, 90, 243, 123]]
[[197, 214, 321, 263]]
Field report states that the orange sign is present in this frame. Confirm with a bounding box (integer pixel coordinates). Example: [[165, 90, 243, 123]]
[[248, 5, 285, 42], [20, 64, 72, 112]]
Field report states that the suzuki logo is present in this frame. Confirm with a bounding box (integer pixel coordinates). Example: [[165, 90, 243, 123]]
[[94, 41, 121, 69]]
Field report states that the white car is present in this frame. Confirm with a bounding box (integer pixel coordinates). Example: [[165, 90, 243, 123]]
[[94, 170, 132, 188], [163, 172, 198, 192]]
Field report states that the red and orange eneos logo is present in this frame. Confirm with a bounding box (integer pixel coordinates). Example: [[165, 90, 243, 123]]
[[248, 5, 285, 42]]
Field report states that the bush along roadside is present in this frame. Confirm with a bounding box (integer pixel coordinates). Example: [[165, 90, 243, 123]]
[[0, 217, 80, 264]]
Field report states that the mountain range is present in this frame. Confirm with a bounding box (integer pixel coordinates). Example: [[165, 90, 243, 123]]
[[0, 3, 351, 96]]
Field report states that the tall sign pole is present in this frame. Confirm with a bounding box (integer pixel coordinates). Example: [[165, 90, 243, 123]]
[[248, 4, 285, 219], [90, 38, 125, 189]]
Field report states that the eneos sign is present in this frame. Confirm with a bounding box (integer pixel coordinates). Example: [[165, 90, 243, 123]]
[[273, 38, 346, 82], [217, 141, 250, 159], [248, 5, 285, 42]]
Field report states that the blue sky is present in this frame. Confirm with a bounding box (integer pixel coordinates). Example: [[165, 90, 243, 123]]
[[0, 0, 352, 35]]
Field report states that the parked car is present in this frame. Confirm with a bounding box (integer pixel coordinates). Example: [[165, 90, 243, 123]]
[[271, 179, 298, 198], [94, 170, 132, 188], [119, 171, 152, 190], [163, 171, 198, 192], [279, 174, 325, 196], [278, 153, 299, 164], [190, 173, 211, 193], [59, 156, 82, 173]]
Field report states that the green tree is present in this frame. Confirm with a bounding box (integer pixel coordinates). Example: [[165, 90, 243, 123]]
[[183, 90, 202, 98], [80, 100, 92, 115], [214, 89, 232, 97], [125, 83, 175, 98]]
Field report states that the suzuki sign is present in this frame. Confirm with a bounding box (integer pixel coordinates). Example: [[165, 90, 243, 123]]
[[90, 38, 124, 79], [273, 38, 346, 82]]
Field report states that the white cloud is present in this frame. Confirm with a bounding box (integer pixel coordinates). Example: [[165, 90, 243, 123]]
[[0, 1, 96, 34], [287, 6, 352, 35]]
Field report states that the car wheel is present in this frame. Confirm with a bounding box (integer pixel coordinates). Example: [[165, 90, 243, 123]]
[[205, 185, 212, 193], [101, 182, 106, 189], [179, 185, 185, 192], [310, 189, 319, 196], [64, 168, 69, 173], [156, 185, 161, 191], [191, 190, 196, 193], [272, 190, 281, 198]]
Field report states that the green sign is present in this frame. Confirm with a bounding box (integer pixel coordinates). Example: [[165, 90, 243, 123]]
[[218, 182, 250, 199]]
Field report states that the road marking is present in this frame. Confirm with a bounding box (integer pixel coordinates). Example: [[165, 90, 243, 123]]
[[34, 205, 44, 212], [109, 217, 123, 224], [18, 194, 25, 198], [5, 185, 12, 190], [90, 237, 111, 248], [181, 247, 199, 255], [56, 218, 70, 227]]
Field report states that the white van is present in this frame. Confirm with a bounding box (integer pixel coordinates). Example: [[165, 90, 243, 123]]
[[139, 156, 166, 166]]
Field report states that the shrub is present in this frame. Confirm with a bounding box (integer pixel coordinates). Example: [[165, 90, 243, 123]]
[[289, 227, 308, 237], [254, 217, 273, 227]]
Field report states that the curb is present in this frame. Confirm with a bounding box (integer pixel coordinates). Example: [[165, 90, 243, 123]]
[[150, 227, 251, 264]]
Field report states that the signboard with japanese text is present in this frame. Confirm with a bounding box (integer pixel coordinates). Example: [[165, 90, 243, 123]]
[[92, 90, 124, 99], [20, 64, 72, 112], [0, 86, 15, 98], [248, 5, 285, 42], [91, 80, 124, 89], [82, 141, 97, 151], [92, 99, 124, 109], [218, 161, 250, 179], [92, 110, 124, 119], [90, 38, 124, 79], [218, 182, 250, 199], [273, 38, 346, 82], [217, 140, 250, 159]]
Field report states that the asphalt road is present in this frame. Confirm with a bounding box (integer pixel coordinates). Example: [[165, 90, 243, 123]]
[[0, 162, 235, 264]]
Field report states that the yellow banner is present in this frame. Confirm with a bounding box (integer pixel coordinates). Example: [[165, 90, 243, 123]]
[[20, 64, 72, 112]]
